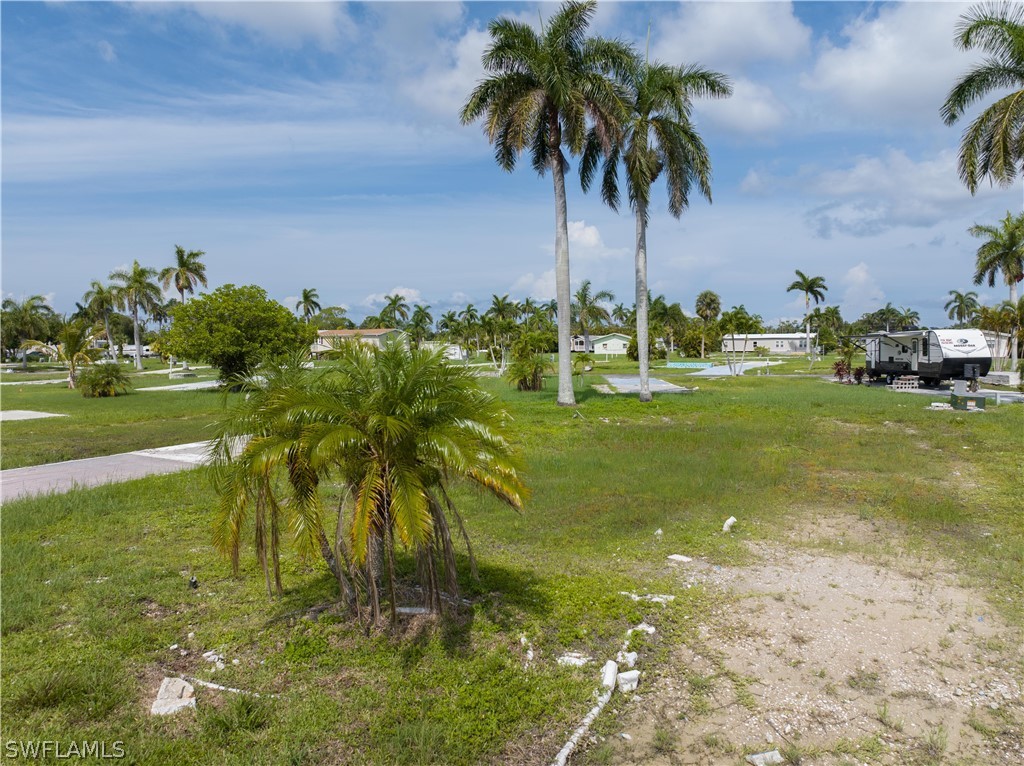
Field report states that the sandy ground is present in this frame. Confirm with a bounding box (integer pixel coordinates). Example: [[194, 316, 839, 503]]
[[591, 518, 1023, 765]]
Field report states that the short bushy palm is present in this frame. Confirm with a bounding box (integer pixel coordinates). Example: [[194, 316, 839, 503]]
[[694, 290, 721, 359], [210, 342, 526, 627], [21, 318, 102, 389], [970, 211, 1024, 366]]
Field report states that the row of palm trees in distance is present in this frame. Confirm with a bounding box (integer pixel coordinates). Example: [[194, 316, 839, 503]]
[[1, 246, 207, 371]]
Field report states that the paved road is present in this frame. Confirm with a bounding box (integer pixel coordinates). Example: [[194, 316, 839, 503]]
[[0, 441, 213, 504]]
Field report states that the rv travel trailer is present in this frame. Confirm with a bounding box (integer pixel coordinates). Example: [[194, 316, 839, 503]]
[[860, 329, 991, 386]]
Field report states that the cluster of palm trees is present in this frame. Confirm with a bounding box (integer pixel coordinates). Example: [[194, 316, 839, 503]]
[[1, 246, 207, 377], [461, 0, 731, 404]]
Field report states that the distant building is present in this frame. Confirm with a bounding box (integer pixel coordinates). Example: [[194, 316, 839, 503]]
[[589, 332, 631, 357], [312, 328, 407, 357], [721, 332, 814, 355], [421, 340, 468, 361]]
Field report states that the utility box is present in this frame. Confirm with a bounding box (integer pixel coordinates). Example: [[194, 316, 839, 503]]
[[951, 393, 986, 411]]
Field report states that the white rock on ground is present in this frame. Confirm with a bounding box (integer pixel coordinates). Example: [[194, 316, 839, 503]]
[[667, 554, 693, 563], [601, 661, 619, 690], [151, 677, 195, 715], [745, 750, 784, 766], [723, 516, 737, 532], [617, 670, 640, 692], [557, 652, 592, 667], [616, 651, 638, 668]]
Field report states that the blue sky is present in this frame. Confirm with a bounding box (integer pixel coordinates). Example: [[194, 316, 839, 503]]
[[2, 1, 1021, 327]]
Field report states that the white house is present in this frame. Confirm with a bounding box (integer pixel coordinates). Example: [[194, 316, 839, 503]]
[[721, 332, 815, 355], [589, 332, 630, 357], [312, 328, 408, 357], [421, 340, 468, 360]]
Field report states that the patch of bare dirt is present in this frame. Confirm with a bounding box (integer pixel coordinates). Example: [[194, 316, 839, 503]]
[[595, 538, 1023, 765]]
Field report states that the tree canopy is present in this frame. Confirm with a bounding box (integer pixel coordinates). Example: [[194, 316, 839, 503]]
[[164, 284, 315, 382]]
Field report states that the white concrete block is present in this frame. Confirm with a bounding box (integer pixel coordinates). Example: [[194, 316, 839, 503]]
[[617, 670, 640, 692], [723, 516, 737, 532], [601, 660, 619, 690], [151, 677, 196, 715]]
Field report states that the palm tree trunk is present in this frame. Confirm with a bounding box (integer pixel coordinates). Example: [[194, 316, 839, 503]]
[[700, 328, 705, 359], [132, 305, 143, 371], [103, 313, 115, 361], [805, 294, 811, 361], [635, 200, 652, 402], [1011, 281, 1019, 371], [551, 130, 575, 407]]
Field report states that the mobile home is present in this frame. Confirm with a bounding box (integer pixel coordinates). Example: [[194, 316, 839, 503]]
[[860, 329, 991, 385]]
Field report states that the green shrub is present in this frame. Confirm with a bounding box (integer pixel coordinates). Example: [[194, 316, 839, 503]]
[[77, 362, 133, 397]]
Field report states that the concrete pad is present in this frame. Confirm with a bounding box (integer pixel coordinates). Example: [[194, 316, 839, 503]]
[[0, 410, 69, 421], [688, 361, 782, 377], [0, 378, 68, 386], [0, 440, 216, 503], [138, 380, 220, 392], [603, 375, 693, 394]]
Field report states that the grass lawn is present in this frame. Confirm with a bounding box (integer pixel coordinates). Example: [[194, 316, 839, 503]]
[[0, 384, 233, 469], [2, 375, 1021, 764]]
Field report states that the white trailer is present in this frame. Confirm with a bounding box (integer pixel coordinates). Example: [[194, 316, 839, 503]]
[[860, 329, 991, 386]]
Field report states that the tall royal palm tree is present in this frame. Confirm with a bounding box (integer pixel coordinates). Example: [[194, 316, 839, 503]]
[[461, 0, 633, 407], [571, 280, 614, 353], [694, 290, 721, 359], [408, 304, 434, 348], [786, 270, 828, 356], [899, 306, 921, 330], [2, 295, 54, 369], [381, 293, 410, 328], [970, 211, 1024, 367], [83, 281, 118, 360], [159, 246, 207, 305], [945, 289, 981, 326], [583, 55, 730, 400], [941, 2, 1024, 195], [296, 288, 322, 322], [210, 343, 526, 626], [878, 302, 901, 333], [110, 260, 161, 370]]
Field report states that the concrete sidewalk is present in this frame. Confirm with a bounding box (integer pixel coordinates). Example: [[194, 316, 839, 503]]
[[0, 441, 213, 504]]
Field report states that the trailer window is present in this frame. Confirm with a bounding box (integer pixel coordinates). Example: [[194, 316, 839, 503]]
[[912, 340, 918, 355], [922, 337, 929, 357]]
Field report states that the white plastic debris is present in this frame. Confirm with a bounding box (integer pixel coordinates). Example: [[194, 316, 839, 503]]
[[601, 660, 619, 690], [557, 652, 592, 667], [667, 554, 693, 563], [723, 516, 737, 532], [616, 651, 638, 668], [655, 528, 663, 537], [619, 591, 675, 604], [618, 733, 632, 741], [169, 644, 179, 651], [746, 751, 784, 766], [150, 677, 195, 715], [617, 670, 640, 692]]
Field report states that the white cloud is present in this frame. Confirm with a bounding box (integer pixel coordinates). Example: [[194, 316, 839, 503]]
[[801, 2, 980, 125], [562, 220, 629, 261], [840, 262, 886, 318], [695, 77, 789, 137], [651, 2, 811, 70], [403, 27, 489, 119], [804, 148, 1010, 235], [97, 40, 117, 63], [362, 286, 424, 308], [154, 2, 355, 49], [511, 270, 557, 301]]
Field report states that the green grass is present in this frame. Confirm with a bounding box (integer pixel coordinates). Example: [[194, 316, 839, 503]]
[[2, 374, 1021, 763], [0, 384, 234, 468]]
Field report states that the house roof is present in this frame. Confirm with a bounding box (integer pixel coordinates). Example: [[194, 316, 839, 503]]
[[317, 328, 401, 338], [590, 332, 631, 342], [723, 333, 815, 339]]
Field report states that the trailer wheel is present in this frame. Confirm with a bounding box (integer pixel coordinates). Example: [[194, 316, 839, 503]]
[[885, 374, 894, 385]]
